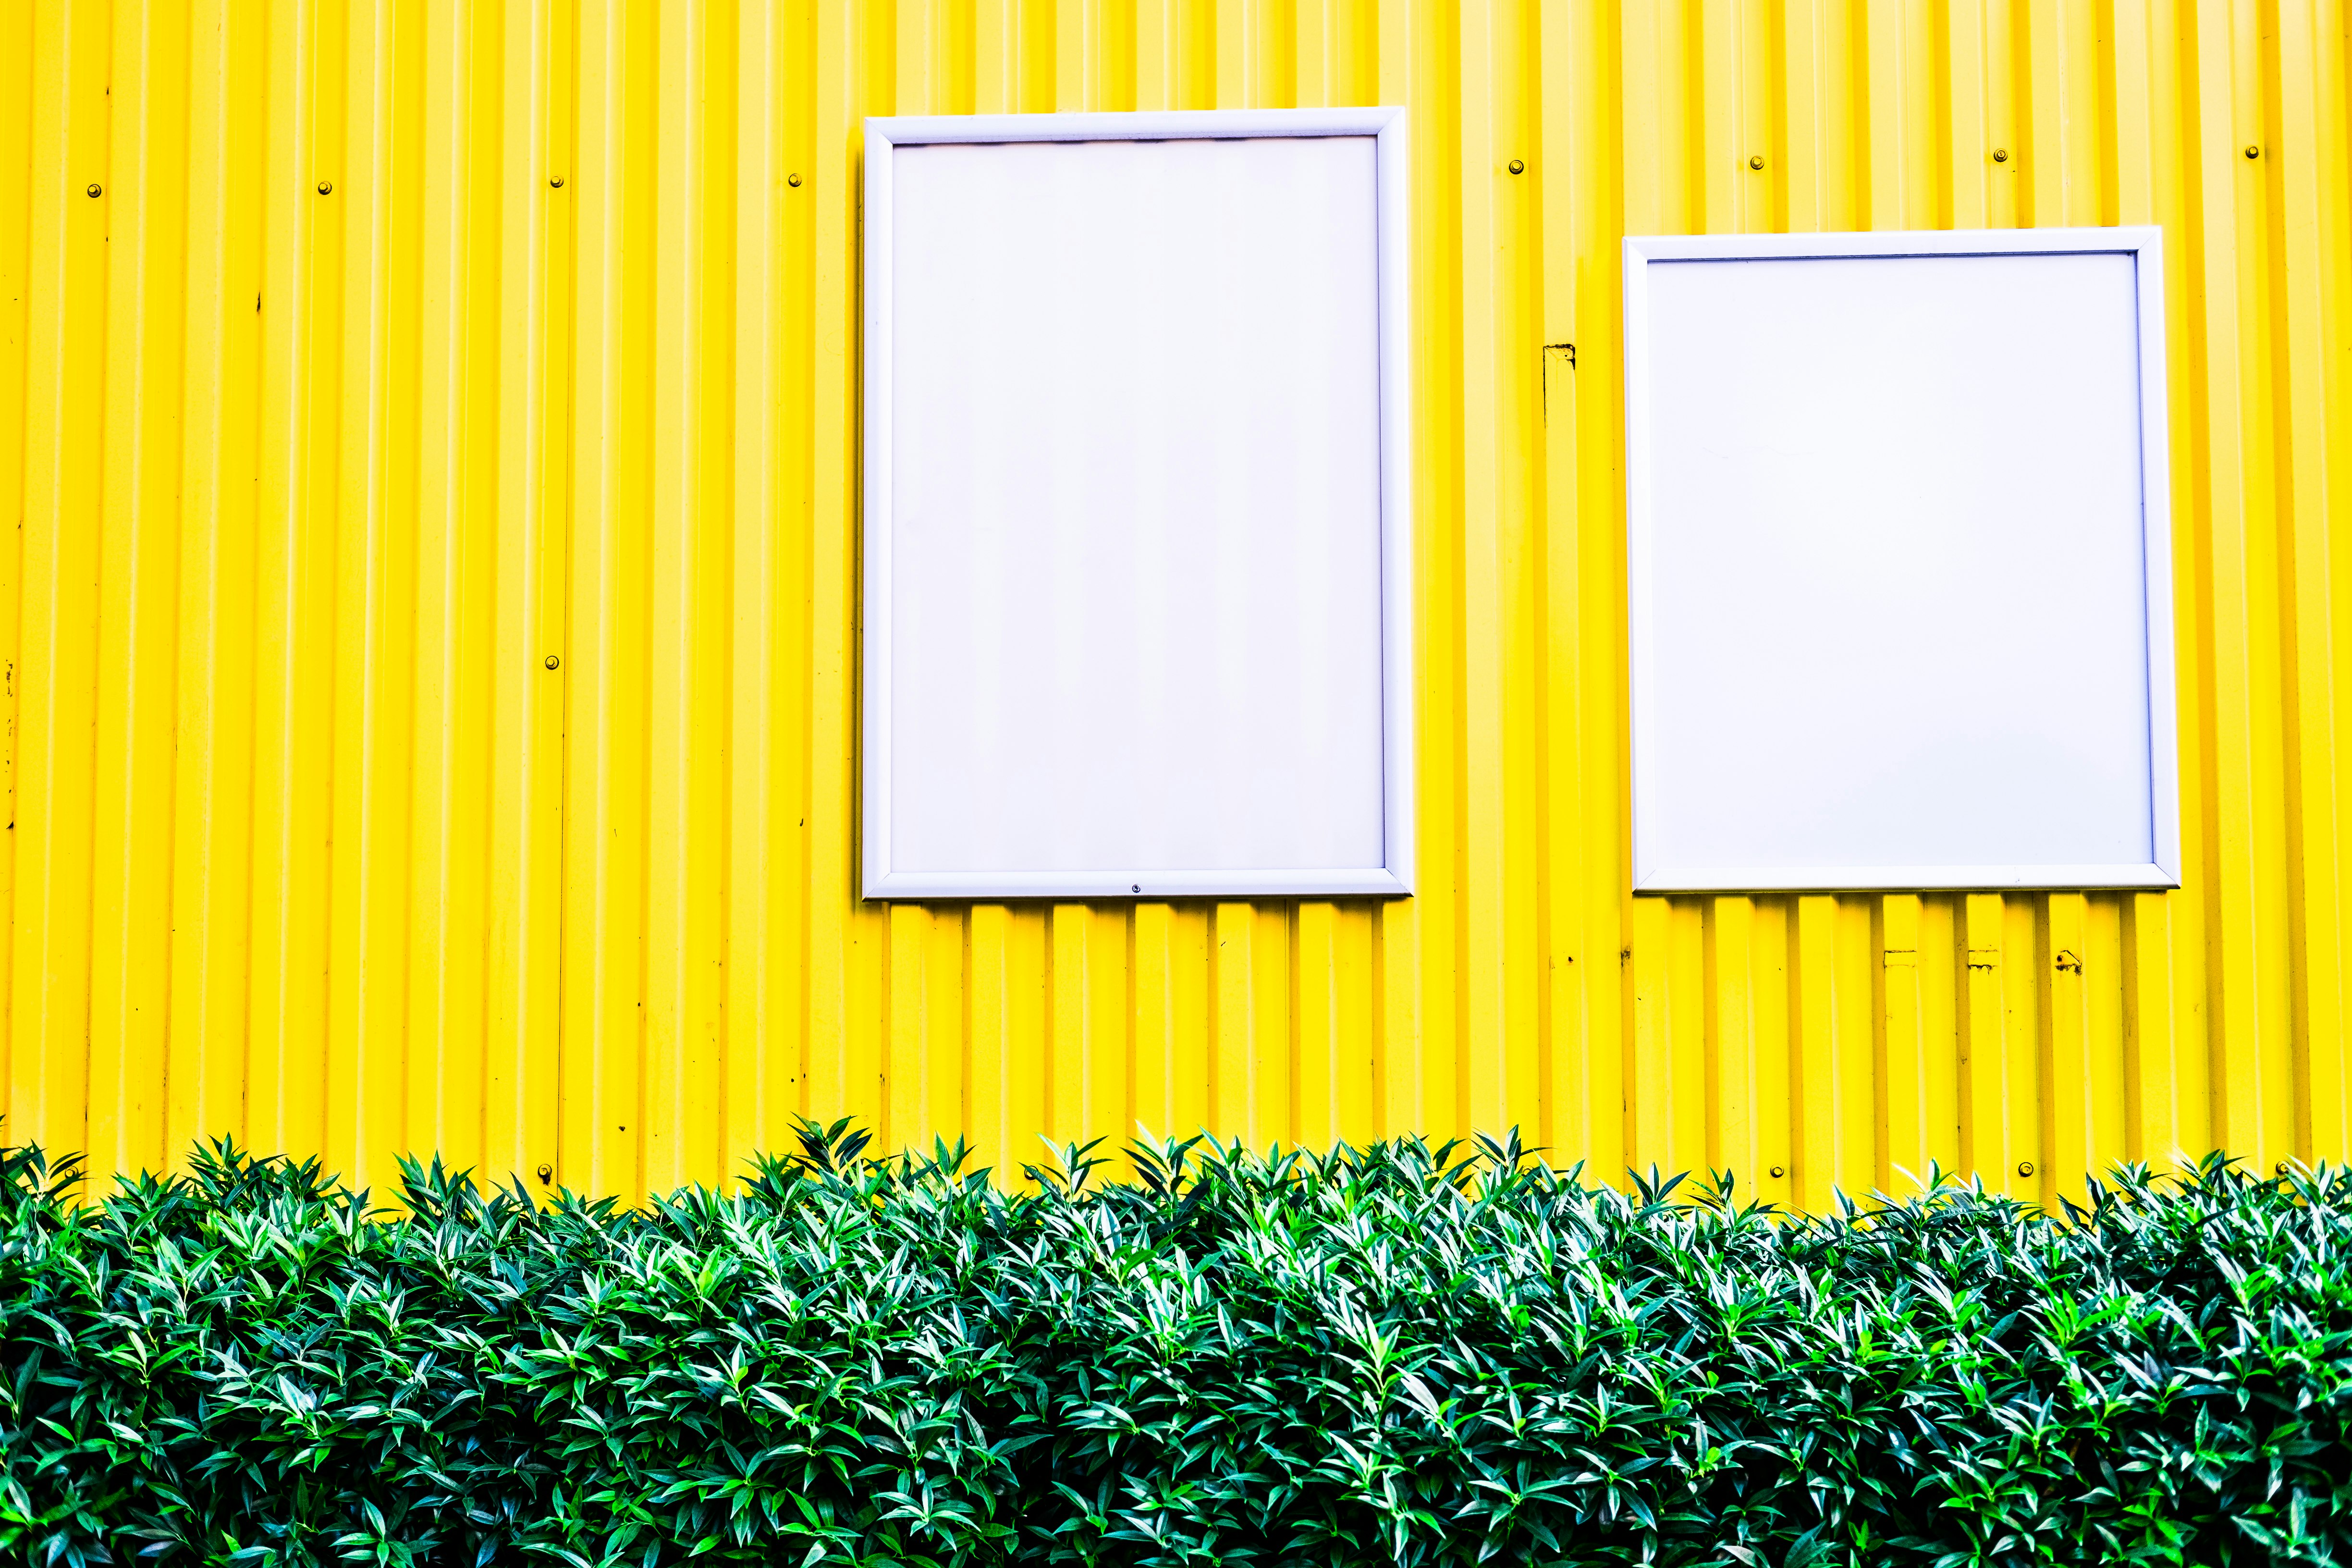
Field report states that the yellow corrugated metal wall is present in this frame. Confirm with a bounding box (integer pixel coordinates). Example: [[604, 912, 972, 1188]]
[[1, 0, 2345, 1209]]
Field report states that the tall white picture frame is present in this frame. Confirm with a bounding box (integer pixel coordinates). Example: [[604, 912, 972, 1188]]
[[863, 109, 1413, 902], [1623, 227, 2178, 893]]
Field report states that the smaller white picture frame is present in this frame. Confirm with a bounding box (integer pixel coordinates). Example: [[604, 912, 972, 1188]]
[[862, 108, 1413, 903], [1623, 227, 2179, 894]]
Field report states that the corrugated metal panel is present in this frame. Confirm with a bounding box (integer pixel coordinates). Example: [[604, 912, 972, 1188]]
[[2, 0, 2345, 1211]]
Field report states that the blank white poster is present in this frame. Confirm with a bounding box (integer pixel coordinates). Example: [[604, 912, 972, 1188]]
[[868, 115, 1410, 900], [1627, 234, 2177, 891]]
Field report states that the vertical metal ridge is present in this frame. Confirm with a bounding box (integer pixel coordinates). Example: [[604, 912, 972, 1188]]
[[0, 0, 35, 1155], [171, 0, 264, 1168], [90, 0, 191, 1185]]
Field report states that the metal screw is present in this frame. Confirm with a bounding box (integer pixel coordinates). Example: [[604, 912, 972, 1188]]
[[317, 180, 333, 194], [1992, 147, 2009, 162], [1768, 1165, 1785, 1178], [2276, 1161, 2291, 1176], [2246, 144, 2261, 159], [1507, 159, 1525, 175], [544, 654, 561, 670], [550, 175, 565, 188], [2017, 1160, 2035, 1177], [86, 183, 102, 198], [1131, 884, 1140, 894], [536, 1163, 553, 1183], [787, 172, 803, 187], [1748, 154, 1764, 170]]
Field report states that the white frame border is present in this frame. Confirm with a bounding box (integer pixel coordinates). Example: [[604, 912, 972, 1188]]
[[1622, 225, 2179, 894], [862, 108, 1414, 902]]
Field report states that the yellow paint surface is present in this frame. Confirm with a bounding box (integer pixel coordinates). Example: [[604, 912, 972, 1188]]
[[1, 0, 2345, 1211]]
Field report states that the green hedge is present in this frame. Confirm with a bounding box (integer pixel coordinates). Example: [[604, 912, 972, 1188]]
[[2, 1124, 2349, 1568]]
